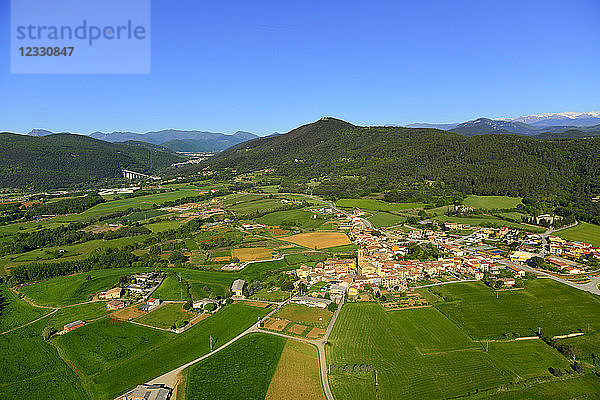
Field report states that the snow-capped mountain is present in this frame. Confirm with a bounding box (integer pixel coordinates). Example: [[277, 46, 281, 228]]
[[498, 112, 600, 127]]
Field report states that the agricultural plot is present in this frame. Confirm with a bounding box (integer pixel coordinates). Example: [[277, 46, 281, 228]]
[[435, 214, 544, 232], [257, 209, 329, 230], [485, 374, 600, 399], [184, 333, 286, 400], [0, 318, 88, 400], [462, 195, 523, 210], [146, 219, 182, 233], [227, 198, 286, 215], [326, 302, 573, 400], [54, 303, 269, 400], [18, 267, 151, 306], [152, 275, 189, 301], [0, 285, 50, 333], [250, 288, 290, 302], [558, 332, 600, 364], [135, 302, 195, 330], [281, 232, 351, 249], [366, 211, 404, 228], [557, 221, 600, 247], [422, 279, 600, 339], [265, 339, 324, 400], [336, 198, 425, 211], [48, 301, 110, 331], [273, 303, 332, 329], [232, 247, 276, 262]]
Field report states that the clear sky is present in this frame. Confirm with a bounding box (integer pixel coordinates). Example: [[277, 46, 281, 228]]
[[1, 0, 599, 136]]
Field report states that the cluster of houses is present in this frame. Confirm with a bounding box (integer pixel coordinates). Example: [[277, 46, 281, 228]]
[[126, 272, 163, 298], [547, 236, 600, 260]]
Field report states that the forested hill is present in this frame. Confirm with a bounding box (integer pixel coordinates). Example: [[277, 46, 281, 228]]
[[0, 133, 183, 189], [202, 117, 600, 200]]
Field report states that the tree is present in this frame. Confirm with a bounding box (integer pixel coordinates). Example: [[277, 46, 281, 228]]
[[327, 302, 338, 312], [204, 303, 217, 312], [174, 320, 186, 329], [42, 325, 56, 340], [281, 281, 294, 292]]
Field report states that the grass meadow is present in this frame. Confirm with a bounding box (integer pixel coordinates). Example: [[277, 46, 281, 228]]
[[462, 195, 523, 210], [556, 221, 600, 246], [335, 198, 425, 211], [0, 285, 50, 333]]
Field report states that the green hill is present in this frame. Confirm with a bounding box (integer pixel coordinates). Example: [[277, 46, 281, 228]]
[[0, 133, 183, 189]]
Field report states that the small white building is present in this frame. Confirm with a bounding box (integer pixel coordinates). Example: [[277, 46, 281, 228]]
[[291, 296, 332, 309], [231, 279, 246, 298]]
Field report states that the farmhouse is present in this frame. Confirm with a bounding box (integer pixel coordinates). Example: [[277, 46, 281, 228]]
[[291, 296, 332, 308], [193, 298, 220, 310], [231, 279, 246, 298], [106, 300, 125, 310], [139, 298, 161, 312], [99, 287, 122, 299], [120, 383, 172, 400], [64, 320, 86, 332]]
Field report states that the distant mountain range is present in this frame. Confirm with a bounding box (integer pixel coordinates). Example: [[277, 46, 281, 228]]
[[26, 129, 259, 153], [407, 112, 600, 138]]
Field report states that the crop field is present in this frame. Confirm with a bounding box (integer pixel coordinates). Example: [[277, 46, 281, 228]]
[[228, 198, 286, 214], [420, 279, 600, 339], [48, 301, 110, 331], [336, 198, 425, 211], [388, 307, 475, 353], [265, 339, 324, 400], [462, 195, 523, 210], [435, 215, 544, 232], [273, 303, 332, 328], [184, 333, 286, 400], [559, 332, 600, 363], [326, 302, 573, 400], [281, 232, 351, 249], [19, 267, 151, 306], [54, 189, 200, 222], [0, 318, 88, 400], [0, 285, 50, 333], [54, 303, 269, 399], [366, 211, 405, 228], [556, 221, 600, 246], [221, 192, 266, 206], [486, 374, 600, 399], [232, 247, 275, 262], [152, 275, 189, 301], [146, 219, 182, 233], [136, 302, 195, 329], [257, 209, 329, 229]]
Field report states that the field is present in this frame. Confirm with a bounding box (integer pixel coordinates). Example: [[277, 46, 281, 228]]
[[232, 247, 275, 262], [462, 195, 523, 210], [53, 303, 269, 399], [335, 198, 425, 211], [265, 339, 324, 400], [136, 302, 195, 330], [184, 333, 286, 400], [0, 318, 89, 399], [152, 275, 188, 301], [420, 279, 600, 339], [556, 221, 600, 246], [227, 198, 285, 214], [559, 332, 600, 363], [257, 209, 329, 230], [250, 288, 291, 302], [326, 302, 571, 400], [0, 285, 50, 333], [435, 214, 544, 232], [273, 303, 332, 329], [366, 211, 404, 228], [48, 301, 110, 331], [281, 232, 351, 249], [18, 267, 151, 306]]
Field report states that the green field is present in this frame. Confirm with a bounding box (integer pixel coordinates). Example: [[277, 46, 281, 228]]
[[228, 198, 286, 214], [273, 303, 332, 328], [136, 302, 194, 329], [335, 199, 425, 212], [48, 301, 110, 331], [257, 209, 328, 229], [435, 215, 544, 232], [152, 274, 189, 301], [184, 333, 285, 400], [250, 288, 291, 302], [19, 267, 151, 306], [421, 279, 600, 339], [462, 195, 523, 210], [0, 318, 88, 399], [146, 219, 182, 233], [53, 303, 269, 399], [556, 221, 600, 246], [326, 302, 571, 400], [366, 211, 405, 228], [559, 332, 600, 364], [0, 285, 50, 333]]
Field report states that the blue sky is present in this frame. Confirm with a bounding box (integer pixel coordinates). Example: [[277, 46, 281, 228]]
[[1, 0, 599, 136]]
